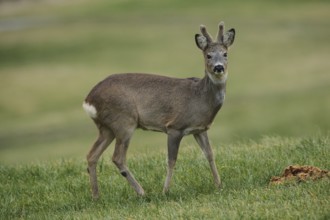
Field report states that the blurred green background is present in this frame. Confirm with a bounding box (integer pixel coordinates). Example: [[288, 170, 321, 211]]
[[0, 0, 329, 164]]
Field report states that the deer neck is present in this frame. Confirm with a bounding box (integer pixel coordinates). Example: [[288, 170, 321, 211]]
[[201, 70, 227, 106]]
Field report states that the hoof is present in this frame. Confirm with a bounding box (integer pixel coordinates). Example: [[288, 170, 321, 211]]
[[137, 189, 145, 196], [92, 194, 99, 200]]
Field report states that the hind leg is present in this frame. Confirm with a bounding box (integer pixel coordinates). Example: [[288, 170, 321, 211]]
[[87, 126, 114, 199], [112, 126, 145, 196]]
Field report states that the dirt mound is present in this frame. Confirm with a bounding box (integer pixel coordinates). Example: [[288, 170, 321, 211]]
[[270, 165, 329, 185]]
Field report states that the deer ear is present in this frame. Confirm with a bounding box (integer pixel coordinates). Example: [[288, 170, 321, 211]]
[[223, 28, 235, 48], [195, 34, 208, 50]]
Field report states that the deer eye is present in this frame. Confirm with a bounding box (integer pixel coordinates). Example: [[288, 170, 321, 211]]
[[223, 52, 228, 58], [206, 54, 212, 59]]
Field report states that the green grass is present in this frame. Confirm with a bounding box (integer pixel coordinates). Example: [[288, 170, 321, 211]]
[[1, 135, 329, 219]]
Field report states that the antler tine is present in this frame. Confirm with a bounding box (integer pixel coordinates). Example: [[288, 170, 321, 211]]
[[200, 25, 213, 43], [217, 21, 225, 44]]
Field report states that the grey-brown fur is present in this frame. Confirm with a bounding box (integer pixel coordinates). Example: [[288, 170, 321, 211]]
[[83, 21, 235, 199]]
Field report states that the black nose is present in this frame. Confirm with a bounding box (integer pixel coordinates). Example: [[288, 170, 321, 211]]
[[213, 65, 224, 73]]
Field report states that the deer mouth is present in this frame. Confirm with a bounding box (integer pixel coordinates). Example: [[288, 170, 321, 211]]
[[206, 70, 228, 84], [214, 70, 226, 77], [214, 70, 224, 75]]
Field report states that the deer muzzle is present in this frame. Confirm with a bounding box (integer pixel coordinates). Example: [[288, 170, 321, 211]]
[[213, 64, 225, 74]]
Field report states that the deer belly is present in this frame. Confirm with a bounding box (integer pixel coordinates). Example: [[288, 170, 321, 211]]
[[138, 124, 166, 133], [183, 126, 209, 135]]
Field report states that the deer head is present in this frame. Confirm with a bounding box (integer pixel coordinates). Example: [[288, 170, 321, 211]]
[[195, 21, 235, 84]]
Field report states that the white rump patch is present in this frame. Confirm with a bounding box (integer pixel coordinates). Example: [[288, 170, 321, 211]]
[[82, 101, 97, 119]]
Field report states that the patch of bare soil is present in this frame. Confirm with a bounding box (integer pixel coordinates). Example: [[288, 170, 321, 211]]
[[270, 165, 329, 185]]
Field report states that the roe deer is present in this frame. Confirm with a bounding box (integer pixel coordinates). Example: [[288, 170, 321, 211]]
[[83, 21, 235, 198]]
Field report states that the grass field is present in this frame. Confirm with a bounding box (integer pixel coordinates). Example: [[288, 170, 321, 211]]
[[1, 0, 330, 219], [1, 135, 329, 219]]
